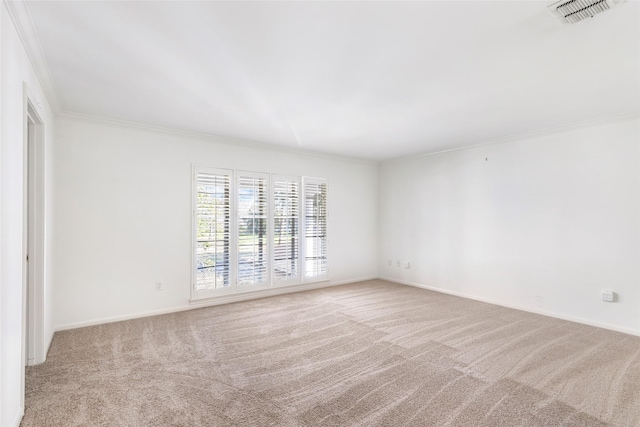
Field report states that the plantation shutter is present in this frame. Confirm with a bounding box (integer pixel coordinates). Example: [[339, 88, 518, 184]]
[[192, 167, 329, 301], [273, 176, 301, 284], [303, 178, 327, 279], [195, 168, 232, 291], [237, 172, 269, 287]]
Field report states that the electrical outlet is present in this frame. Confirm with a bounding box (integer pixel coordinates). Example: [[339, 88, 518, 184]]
[[155, 282, 164, 292], [387, 259, 392, 266], [403, 262, 410, 269], [396, 260, 401, 267], [601, 289, 614, 302]]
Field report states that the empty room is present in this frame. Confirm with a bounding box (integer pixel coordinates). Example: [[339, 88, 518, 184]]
[[1, 0, 639, 426]]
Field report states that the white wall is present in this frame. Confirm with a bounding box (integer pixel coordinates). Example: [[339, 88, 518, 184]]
[[0, 6, 4, 424], [53, 115, 378, 329], [379, 116, 640, 335], [1, 4, 56, 427]]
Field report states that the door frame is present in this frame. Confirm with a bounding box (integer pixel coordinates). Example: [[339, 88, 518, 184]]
[[22, 84, 46, 374]]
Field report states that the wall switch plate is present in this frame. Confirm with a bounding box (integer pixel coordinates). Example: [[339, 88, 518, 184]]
[[155, 282, 164, 291], [601, 289, 614, 302]]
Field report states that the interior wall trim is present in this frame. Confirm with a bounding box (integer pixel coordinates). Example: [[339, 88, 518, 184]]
[[380, 276, 640, 337], [3, 0, 60, 113], [380, 110, 640, 165], [58, 111, 377, 166], [9, 406, 24, 427], [54, 276, 378, 332]]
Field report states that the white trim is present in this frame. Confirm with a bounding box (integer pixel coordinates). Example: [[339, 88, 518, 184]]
[[330, 276, 378, 286], [236, 170, 270, 291], [60, 108, 639, 167], [192, 168, 331, 302], [55, 276, 377, 332], [302, 177, 329, 282], [52, 275, 640, 336], [380, 276, 640, 337], [45, 328, 54, 357], [3, 0, 60, 113], [0, 0, 3, 416], [60, 111, 377, 165], [9, 406, 24, 427], [20, 88, 46, 422], [24, 97, 46, 366], [190, 279, 330, 306], [380, 110, 640, 165], [191, 166, 235, 300]]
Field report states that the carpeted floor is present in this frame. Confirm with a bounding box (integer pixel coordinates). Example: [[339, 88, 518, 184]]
[[22, 280, 640, 426]]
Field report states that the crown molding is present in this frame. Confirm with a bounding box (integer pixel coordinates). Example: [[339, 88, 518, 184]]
[[381, 110, 640, 165], [59, 111, 378, 166], [4, 0, 61, 113]]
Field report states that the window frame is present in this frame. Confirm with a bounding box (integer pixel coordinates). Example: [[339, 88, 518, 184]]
[[191, 166, 328, 301], [271, 174, 303, 287], [192, 165, 236, 299], [302, 177, 329, 283], [236, 170, 271, 292]]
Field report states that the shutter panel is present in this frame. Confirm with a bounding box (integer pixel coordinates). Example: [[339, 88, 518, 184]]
[[273, 176, 301, 284], [195, 169, 231, 290], [237, 172, 269, 287], [193, 168, 328, 300], [303, 178, 327, 279]]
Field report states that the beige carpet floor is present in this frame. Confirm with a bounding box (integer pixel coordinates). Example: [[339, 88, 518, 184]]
[[22, 280, 640, 426]]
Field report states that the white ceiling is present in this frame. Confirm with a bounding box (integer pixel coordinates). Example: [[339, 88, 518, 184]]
[[26, 1, 640, 161]]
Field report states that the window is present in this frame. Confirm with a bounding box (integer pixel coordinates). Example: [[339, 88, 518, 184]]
[[194, 168, 232, 293], [192, 167, 327, 300], [273, 176, 301, 285], [237, 172, 269, 288], [303, 178, 328, 279]]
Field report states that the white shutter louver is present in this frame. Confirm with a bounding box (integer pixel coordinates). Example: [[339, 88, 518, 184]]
[[273, 176, 301, 284], [195, 169, 231, 290], [237, 172, 269, 286], [303, 178, 327, 279], [192, 168, 328, 300]]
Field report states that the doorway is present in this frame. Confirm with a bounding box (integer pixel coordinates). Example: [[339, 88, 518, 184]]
[[23, 97, 45, 368]]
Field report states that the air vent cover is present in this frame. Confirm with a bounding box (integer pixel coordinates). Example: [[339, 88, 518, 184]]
[[548, 0, 624, 23]]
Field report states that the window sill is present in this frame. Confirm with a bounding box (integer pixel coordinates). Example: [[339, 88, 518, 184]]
[[189, 279, 331, 306]]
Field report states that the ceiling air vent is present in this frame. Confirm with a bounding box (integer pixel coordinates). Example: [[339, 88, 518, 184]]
[[548, 0, 624, 23]]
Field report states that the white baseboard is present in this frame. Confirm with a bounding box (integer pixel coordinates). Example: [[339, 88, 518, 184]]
[[11, 407, 24, 427], [43, 329, 54, 360], [53, 275, 640, 337], [30, 331, 55, 365], [54, 276, 377, 332], [380, 276, 640, 337], [332, 276, 379, 285]]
